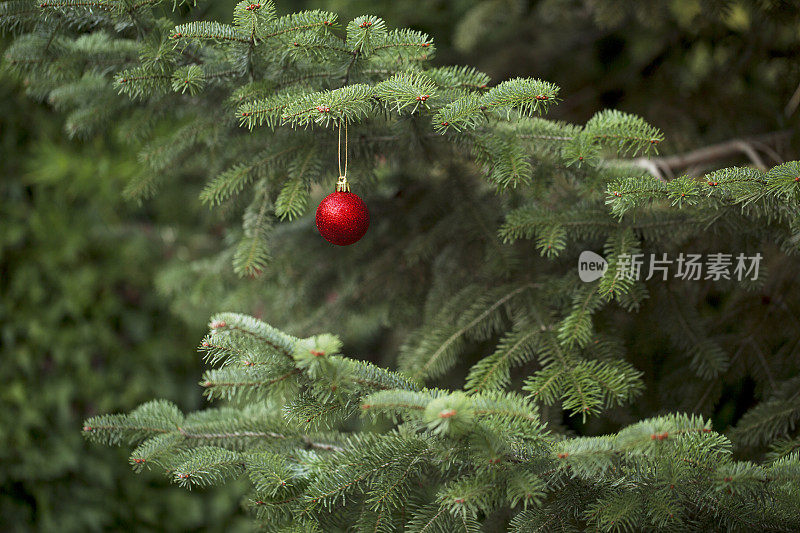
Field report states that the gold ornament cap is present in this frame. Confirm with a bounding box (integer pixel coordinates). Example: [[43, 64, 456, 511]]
[[335, 175, 351, 192]]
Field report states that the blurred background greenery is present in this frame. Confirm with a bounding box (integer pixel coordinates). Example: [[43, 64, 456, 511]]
[[2, 0, 798, 530], [0, 69, 252, 531]]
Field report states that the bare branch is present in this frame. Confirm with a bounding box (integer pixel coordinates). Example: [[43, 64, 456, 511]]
[[626, 130, 791, 178]]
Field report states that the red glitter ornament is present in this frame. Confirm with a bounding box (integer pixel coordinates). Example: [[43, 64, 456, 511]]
[[315, 176, 369, 246]]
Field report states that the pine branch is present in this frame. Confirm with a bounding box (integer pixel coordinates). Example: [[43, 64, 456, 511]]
[[403, 284, 535, 382], [172, 21, 250, 44], [81, 315, 800, 529]]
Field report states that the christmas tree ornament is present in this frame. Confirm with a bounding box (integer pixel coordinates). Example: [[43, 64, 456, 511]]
[[315, 122, 369, 246], [316, 176, 370, 246]]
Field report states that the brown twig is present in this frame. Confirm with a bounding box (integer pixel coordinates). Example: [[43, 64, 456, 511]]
[[627, 130, 792, 179]]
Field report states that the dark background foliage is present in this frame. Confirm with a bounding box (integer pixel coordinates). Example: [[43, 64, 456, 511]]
[[0, 69, 252, 531], [2, 0, 798, 530]]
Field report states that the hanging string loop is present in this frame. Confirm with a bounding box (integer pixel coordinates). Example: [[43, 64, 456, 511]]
[[336, 119, 350, 192]]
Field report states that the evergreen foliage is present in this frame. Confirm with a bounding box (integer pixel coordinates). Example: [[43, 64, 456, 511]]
[[0, 0, 668, 277], [3, 0, 800, 530], [83, 314, 800, 530]]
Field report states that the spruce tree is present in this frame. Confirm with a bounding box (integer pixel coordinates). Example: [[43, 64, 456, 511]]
[[2, 1, 800, 531]]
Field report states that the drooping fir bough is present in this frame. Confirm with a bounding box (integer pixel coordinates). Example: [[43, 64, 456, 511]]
[[82, 314, 800, 532], [3, 0, 800, 531]]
